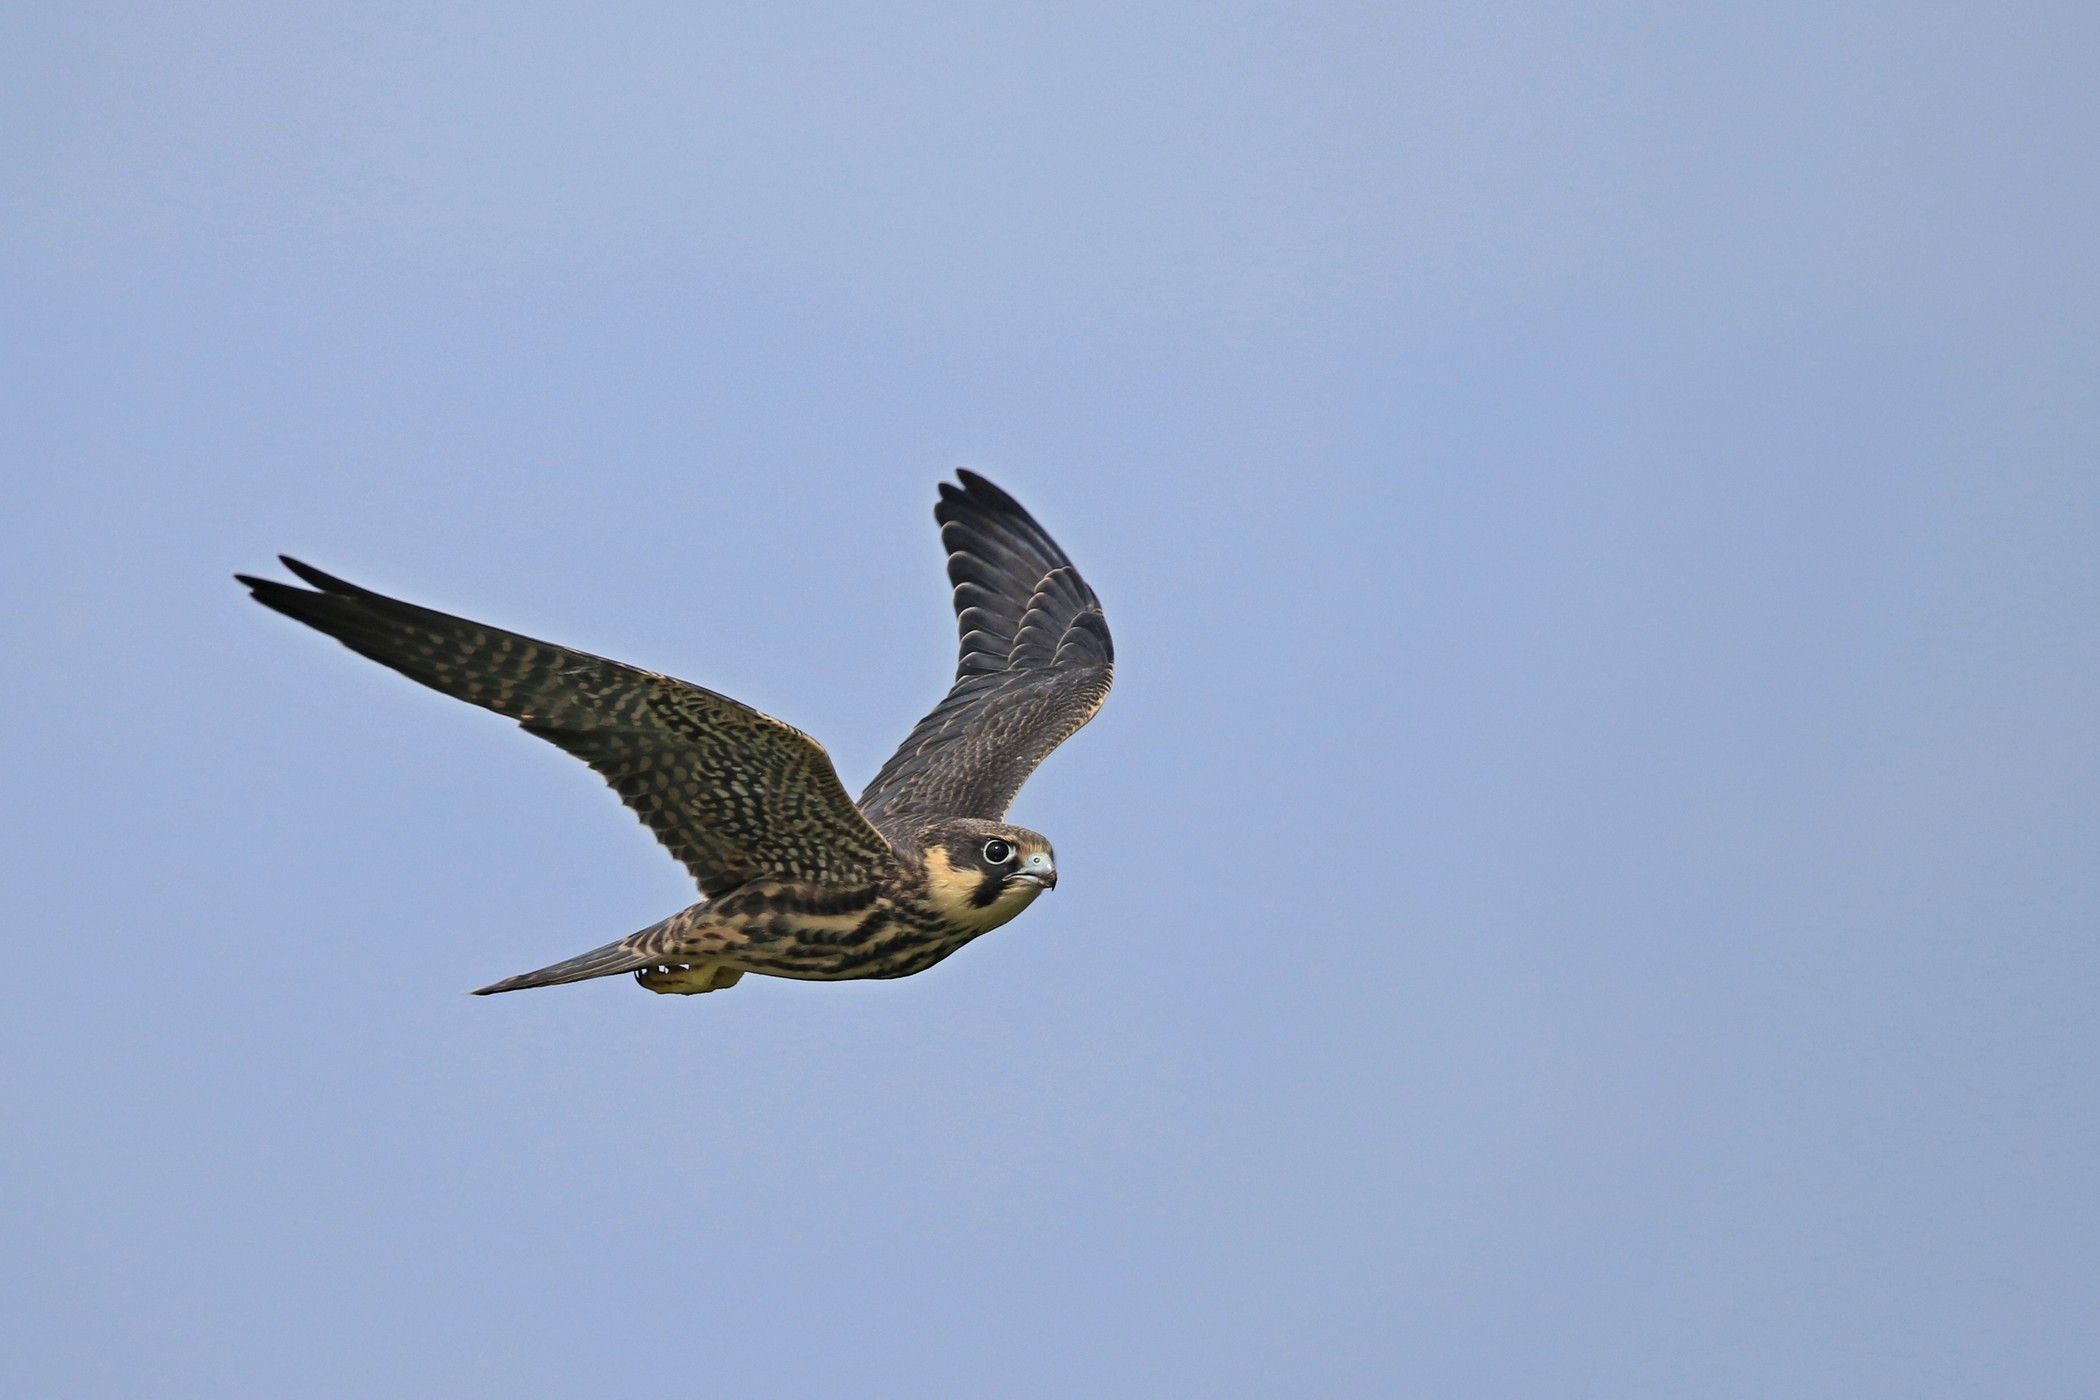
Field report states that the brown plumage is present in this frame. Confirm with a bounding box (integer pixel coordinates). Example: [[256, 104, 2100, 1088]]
[[237, 472, 1112, 996]]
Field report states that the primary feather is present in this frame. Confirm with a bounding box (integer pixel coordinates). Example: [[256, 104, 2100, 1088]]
[[858, 471, 1114, 830]]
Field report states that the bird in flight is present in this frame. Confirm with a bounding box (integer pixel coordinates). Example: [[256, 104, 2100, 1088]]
[[237, 472, 1112, 996]]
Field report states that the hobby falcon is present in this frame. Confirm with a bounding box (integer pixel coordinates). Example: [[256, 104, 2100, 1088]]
[[237, 472, 1112, 995]]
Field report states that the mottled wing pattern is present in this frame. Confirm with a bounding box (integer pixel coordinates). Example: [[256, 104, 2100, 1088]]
[[858, 472, 1113, 829], [238, 559, 893, 898]]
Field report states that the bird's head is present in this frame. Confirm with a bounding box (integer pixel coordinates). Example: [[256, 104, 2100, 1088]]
[[913, 817, 1058, 931]]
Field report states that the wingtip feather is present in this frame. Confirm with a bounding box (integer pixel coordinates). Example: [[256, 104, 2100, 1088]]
[[278, 556, 367, 595]]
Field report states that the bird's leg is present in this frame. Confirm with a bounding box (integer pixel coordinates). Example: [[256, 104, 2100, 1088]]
[[634, 962, 746, 995]]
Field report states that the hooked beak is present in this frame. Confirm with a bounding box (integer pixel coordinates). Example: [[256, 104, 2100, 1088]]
[[1006, 869, 1057, 891]]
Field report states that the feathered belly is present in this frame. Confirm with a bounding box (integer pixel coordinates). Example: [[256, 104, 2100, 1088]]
[[662, 876, 1043, 982], [728, 907, 990, 981]]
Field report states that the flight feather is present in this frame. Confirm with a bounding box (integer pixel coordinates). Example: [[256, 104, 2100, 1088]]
[[857, 471, 1114, 830]]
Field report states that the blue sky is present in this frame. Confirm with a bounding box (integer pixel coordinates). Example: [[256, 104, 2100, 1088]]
[[5, 5, 2097, 1396]]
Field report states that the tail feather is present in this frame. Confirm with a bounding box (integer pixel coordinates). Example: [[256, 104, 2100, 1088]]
[[471, 936, 658, 995]]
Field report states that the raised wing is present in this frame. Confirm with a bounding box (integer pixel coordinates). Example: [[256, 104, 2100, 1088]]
[[238, 558, 893, 898], [858, 472, 1113, 830]]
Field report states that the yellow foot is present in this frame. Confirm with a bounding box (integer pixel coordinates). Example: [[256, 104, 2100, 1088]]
[[634, 962, 746, 995]]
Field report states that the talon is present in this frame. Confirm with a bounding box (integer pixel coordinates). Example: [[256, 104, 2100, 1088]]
[[635, 962, 744, 995]]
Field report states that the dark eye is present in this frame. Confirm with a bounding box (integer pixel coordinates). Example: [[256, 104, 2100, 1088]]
[[982, 839, 1015, 865]]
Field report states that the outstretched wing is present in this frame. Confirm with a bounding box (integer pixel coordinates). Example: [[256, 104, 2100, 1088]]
[[238, 558, 893, 898], [858, 472, 1113, 830]]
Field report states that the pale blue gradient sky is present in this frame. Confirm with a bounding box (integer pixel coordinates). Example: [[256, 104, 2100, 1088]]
[[4, 5, 2097, 1396]]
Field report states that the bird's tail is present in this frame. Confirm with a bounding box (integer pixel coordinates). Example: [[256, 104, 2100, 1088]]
[[471, 936, 661, 995], [472, 907, 707, 995]]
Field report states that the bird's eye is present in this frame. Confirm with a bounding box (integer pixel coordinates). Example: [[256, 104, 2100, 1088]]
[[982, 839, 1015, 864]]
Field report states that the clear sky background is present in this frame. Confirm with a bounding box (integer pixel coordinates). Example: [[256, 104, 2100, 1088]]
[[4, 5, 2096, 1397]]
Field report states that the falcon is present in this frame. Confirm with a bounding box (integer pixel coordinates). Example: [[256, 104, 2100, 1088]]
[[236, 472, 1112, 996]]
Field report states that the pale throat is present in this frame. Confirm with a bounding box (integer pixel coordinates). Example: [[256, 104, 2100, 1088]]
[[923, 848, 1048, 933]]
